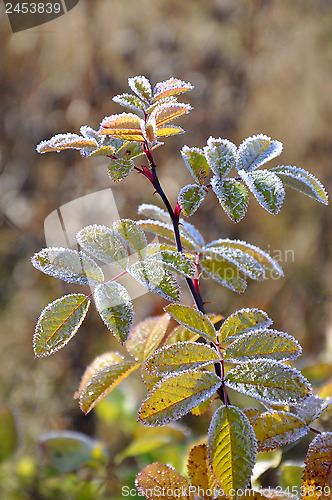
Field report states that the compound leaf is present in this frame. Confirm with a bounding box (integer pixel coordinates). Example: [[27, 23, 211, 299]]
[[136, 462, 191, 500], [178, 184, 206, 216], [33, 293, 90, 357], [125, 314, 170, 362], [129, 260, 180, 302], [180, 146, 210, 185], [113, 219, 147, 260], [207, 405, 257, 497], [239, 169, 285, 215], [94, 282, 134, 344], [301, 432, 332, 499], [236, 134, 283, 172], [211, 176, 249, 223], [138, 370, 221, 426], [76, 225, 129, 268], [204, 137, 237, 177], [224, 329, 302, 362], [107, 158, 135, 182], [165, 304, 217, 343], [219, 308, 273, 342], [225, 360, 311, 405], [145, 250, 195, 278], [187, 444, 219, 497], [31, 247, 104, 286], [271, 165, 328, 205]]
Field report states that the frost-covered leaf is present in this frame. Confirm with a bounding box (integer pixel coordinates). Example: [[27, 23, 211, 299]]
[[178, 184, 206, 216], [145, 342, 219, 375], [112, 93, 146, 114], [236, 135, 283, 173], [290, 394, 328, 425], [113, 219, 147, 260], [129, 260, 180, 302], [201, 247, 265, 281], [165, 304, 217, 343], [86, 145, 116, 157], [125, 314, 170, 362], [153, 77, 193, 101], [224, 329, 302, 362], [239, 169, 285, 215], [138, 370, 221, 426], [199, 255, 247, 293], [128, 75, 152, 102], [136, 462, 191, 500], [137, 219, 197, 252], [156, 125, 185, 138], [207, 405, 257, 496], [77, 355, 139, 414], [180, 146, 210, 185], [76, 225, 129, 268], [271, 165, 328, 205], [187, 444, 219, 498], [204, 137, 237, 177], [191, 399, 213, 417], [301, 432, 332, 499], [99, 113, 144, 141], [138, 204, 171, 224], [31, 247, 104, 285], [151, 102, 192, 128], [141, 362, 162, 391], [225, 360, 312, 405], [205, 238, 283, 278], [36, 133, 97, 154], [94, 282, 134, 343], [211, 176, 249, 222], [164, 325, 200, 345], [145, 250, 195, 278], [107, 158, 135, 182], [33, 294, 90, 357], [243, 409, 309, 452], [218, 308, 273, 342], [180, 220, 205, 248]]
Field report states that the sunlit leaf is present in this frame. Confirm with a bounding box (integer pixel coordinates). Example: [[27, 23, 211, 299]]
[[153, 77, 194, 101], [218, 308, 273, 342], [178, 184, 206, 216], [201, 247, 265, 281], [225, 360, 312, 405], [191, 399, 212, 416], [31, 247, 104, 285], [145, 341, 219, 375], [94, 281, 134, 343], [0, 409, 18, 463], [36, 133, 97, 154], [165, 304, 217, 343], [243, 409, 309, 452], [180, 219, 205, 248], [136, 462, 191, 500], [138, 203, 171, 224], [204, 137, 237, 177], [107, 158, 135, 182], [145, 250, 195, 278], [125, 314, 170, 362], [208, 405, 257, 497], [224, 329, 302, 362], [87, 144, 116, 157], [199, 255, 247, 293], [76, 225, 129, 268], [290, 394, 328, 425], [239, 169, 285, 215], [187, 444, 219, 498], [271, 165, 328, 205], [138, 370, 221, 426], [113, 219, 147, 260], [180, 145, 210, 185], [301, 432, 332, 499], [141, 362, 163, 391], [164, 324, 200, 345], [151, 102, 192, 128], [211, 176, 249, 222], [112, 93, 146, 114], [236, 134, 283, 172], [99, 112, 144, 141], [137, 219, 197, 251], [156, 124, 185, 137], [38, 431, 105, 472], [33, 293, 90, 357], [128, 75, 152, 102], [129, 259, 180, 302]]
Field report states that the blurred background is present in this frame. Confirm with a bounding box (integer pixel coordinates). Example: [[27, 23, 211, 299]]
[[1, 0, 332, 498]]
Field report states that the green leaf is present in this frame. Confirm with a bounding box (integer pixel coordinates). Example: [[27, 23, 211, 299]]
[[138, 370, 221, 426], [107, 158, 135, 182], [224, 329, 302, 362], [201, 247, 265, 281], [77, 354, 139, 413], [112, 93, 146, 113], [113, 219, 147, 260], [219, 308, 272, 342], [236, 134, 283, 172], [76, 225, 129, 268], [243, 409, 309, 452], [211, 176, 249, 222], [165, 304, 217, 343], [239, 169, 285, 215], [137, 219, 197, 252], [207, 405, 257, 496], [138, 203, 171, 224], [129, 259, 180, 302], [125, 313, 170, 361], [204, 137, 237, 177], [225, 359, 312, 405], [164, 325, 200, 345], [145, 341, 219, 375], [199, 255, 247, 293], [93, 282, 134, 343], [271, 165, 328, 205], [178, 184, 206, 216], [128, 75, 152, 102], [33, 293, 90, 357], [180, 146, 210, 185], [38, 431, 106, 472], [205, 238, 283, 278], [0, 409, 18, 463], [136, 462, 191, 500], [145, 250, 195, 278], [31, 247, 104, 285]]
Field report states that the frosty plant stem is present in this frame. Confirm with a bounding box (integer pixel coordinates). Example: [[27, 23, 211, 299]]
[[33, 75, 331, 499]]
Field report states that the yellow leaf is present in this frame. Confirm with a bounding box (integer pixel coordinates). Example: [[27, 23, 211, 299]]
[[99, 113, 144, 141], [152, 103, 191, 128], [125, 313, 170, 362], [187, 444, 220, 499], [153, 78, 193, 101], [156, 125, 185, 137], [36, 133, 97, 153], [301, 432, 332, 499], [135, 462, 192, 500]]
